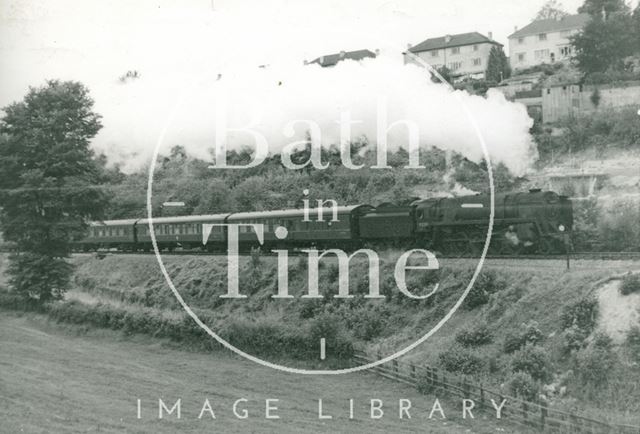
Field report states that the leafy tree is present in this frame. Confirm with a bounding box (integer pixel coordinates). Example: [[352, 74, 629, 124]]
[[578, 0, 628, 18], [633, 4, 640, 47], [433, 65, 452, 84], [535, 0, 569, 20], [0, 80, 105, 303], [485, 46, 511, 83], [570, 11, 637, 74]]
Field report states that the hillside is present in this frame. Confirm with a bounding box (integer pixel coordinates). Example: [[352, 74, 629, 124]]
[[0, 313, 516, 434], [13, 252, 638, 427]]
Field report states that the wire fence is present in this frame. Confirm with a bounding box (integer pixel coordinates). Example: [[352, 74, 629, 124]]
[[353, 351, 640, 434]]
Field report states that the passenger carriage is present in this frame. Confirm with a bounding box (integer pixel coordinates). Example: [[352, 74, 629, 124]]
[[136, 214, 230, 251]]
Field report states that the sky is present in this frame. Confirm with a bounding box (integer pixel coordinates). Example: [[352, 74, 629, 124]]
[[0, 0, 604, 174]]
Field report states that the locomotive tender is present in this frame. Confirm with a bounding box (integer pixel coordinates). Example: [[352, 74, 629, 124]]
[[78, 189, 572, 255]]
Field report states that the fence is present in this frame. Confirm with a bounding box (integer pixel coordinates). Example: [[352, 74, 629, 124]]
[[353, 351, 640, 434]]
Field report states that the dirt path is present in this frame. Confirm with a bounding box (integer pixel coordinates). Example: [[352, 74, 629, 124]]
[[0, 313, 526, 434]]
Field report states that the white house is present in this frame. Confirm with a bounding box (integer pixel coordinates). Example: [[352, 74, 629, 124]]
[[508, 13, 590, 70], [405, 32, 503, 80]]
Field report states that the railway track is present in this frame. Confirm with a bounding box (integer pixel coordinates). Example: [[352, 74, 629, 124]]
[[69, 249, 640, 261]]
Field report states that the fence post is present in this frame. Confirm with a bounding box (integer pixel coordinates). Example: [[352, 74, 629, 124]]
[[522, 401, 528, 422], [410, 363, 416, 381], [540, 406, 547, 430], [392, 359, 398, 376], [480, 384, 485, 408]]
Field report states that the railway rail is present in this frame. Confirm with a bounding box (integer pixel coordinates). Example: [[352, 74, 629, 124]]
[[68, 249, 640, 261]]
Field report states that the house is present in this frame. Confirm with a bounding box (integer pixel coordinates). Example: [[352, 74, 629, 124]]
[[508, 13, 590, 70], [308, 49, 377, 67], [405, 32, 503, 80]]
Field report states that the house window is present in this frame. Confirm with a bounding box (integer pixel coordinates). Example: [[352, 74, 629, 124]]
[[448, 61, 462, 70], [430, 50, 438, 57], [538, 33, 547, 41], [560, 46, 572, 57], [451, 47, 460, 55], [517, 53, 526, 62], [518, 37, 525, 44], [473, 45, 478, 51], [534, 49, 549, 60], [472, 58, 481, 66]]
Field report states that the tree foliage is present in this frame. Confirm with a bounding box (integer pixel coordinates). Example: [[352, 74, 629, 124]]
[[485, 46, 511, 83], [578, 0, 628, 18], [571, 12, 637, 74], [535, 0, 569, 20], [0, 80, 105, 302]]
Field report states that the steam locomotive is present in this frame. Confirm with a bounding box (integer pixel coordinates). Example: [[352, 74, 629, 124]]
[[77, 189, 573, 255]]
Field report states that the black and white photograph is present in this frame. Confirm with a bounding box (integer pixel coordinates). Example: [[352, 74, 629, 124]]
[[1, 0, 639, 433]]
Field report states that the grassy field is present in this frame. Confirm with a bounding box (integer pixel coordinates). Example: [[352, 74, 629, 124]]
[[0, 312, 527, 434]]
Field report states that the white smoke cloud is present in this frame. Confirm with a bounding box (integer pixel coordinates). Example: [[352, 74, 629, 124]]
[[91, 54, 536, 175], [1, 0, 537, 176]]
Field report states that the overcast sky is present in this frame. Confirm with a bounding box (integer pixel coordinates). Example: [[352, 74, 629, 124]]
[[0, 0, 597, 105]]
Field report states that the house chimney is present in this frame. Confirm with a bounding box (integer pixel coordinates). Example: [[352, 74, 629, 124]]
[[374, 48, 380, 56], [407, 43, 412, 49], [488, 31, 493, 40], [444, 34, 452, 43], [303, 59, 308, 65], [339, 50, 346, 58], [514, 25, 518, 32], [319, 56, 325, 64]]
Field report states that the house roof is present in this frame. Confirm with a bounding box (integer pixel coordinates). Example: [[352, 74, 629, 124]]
[[309, 49, 376, 67], [509, 13, 590, 39], [408, 32, 502, 53]]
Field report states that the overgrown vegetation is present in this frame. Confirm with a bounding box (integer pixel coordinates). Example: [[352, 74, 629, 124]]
[[535, 107, 640, 163], [503, 321, 545, 353], [438, 345, 485, 375], [620, 273, 640, 295], [455, 323, 493, 347]]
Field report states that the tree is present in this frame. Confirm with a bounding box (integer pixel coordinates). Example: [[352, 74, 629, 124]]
[[633, 4, 640, 48], [485, 46, 511, 83], [535, 0, 569, 20], [570, 11, 636, 74], [578, 0, 628, 18], [433, 65, 452, 84], [0, 80, 105, 303]]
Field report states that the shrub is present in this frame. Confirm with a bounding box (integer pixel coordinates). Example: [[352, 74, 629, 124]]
[[309, 313, 354, 359], [503, 321, 544, 353], [507, 372, 540, 401], [463, 270, 503, 310], [620, 274, 640, 296], [626, 326, 640, 363], [348, 307, 388, 341], [561, 324, 590, 354], [511, 345, 552, 382], [575, 341, 617, 386], [455, 324, 493, 347], [560, 298, 598, 333], [438, 345, 484, 375]]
